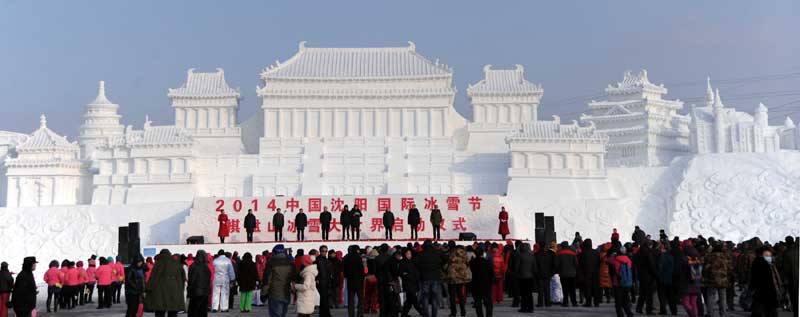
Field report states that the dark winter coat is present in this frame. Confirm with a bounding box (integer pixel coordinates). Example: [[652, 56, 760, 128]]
[[399, 258, 420, 293], [295, 213, 308, 229], [187, 252, 211, 298], [469, 256, 493, 297], [536, 249, 557, 279], [779, 244, 798, 293], [0, 269, 13, 294], [430, 208, 443, 226], [515, 243, 539, 280], [342, 248, 365, 290], [320, 211, 332, 228], [237, 255, 259, 292], [407, 208, 421, 226], [578, 243, 601, 276], [632, 228, 646, 244], [382, 211, 395, 229], [244, 213, 257, 232], [633, 245, 658, 284], [703, 249, 731, 289], [10, 259, 36, 312], [124, 256, 147, 297], [316, 255, 331, 287], [264, 252, 294, 300], [556, 249, 578, 278], [144, 250, 186, 312], [750, 256, 782, 308], [340, 208, 351, 227], [350, 208, 363, 227], [272, 212, 285, 229], [414, 246, 446, 282], [657, 251, 674, 285]]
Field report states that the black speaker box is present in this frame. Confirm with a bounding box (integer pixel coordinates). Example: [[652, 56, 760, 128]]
[[458, 232, 477, 241], [535, 228, 545, 246], [186, 236, 205, 245], [128, 222, 140, 241], [535, 212, 545, 229]]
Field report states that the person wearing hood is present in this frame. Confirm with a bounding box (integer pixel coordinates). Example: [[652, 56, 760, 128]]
[[145, 249, 186, 317], [244, 209, 257, 243], [535, 241, 557, 307], [187, 249, 211, 317], [515, 243, 538, 313], [606, 244, 634, 317], [578, 239, 601, 307], [237, 253, 259, 312], [556, 241, 579, 307], [264, 244, 294, 317], [43, 260, 62, 313], [209, 250, 235, 312], [125, 254, 147, 317], [293, 255, 319, 317], [749, 245, 782, 317], [446, 245, 471, 317], [0, 262, 14, 317], [11, 257, 37, 317]]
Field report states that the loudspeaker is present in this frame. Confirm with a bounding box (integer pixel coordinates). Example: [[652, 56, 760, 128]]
[[128, 222, 140, 241], [458, 232, 477, 241], [535, 228, 545, 246], [544, 216, 556, 245], [186, 236, 205, 245], [118, 226, 129, 264], [535, 212, 545, 229]]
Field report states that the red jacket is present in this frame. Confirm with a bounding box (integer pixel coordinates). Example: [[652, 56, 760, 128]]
[[95, 264, 114, 286], [218, 213, 230, 238], [605, 254, 632, 287], [44, 267, 63, 287], [491, 249, 506, 278], [498, 211, 510, 236]]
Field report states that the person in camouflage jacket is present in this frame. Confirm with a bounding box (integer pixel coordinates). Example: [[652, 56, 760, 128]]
[[702, 243, 731, 317]]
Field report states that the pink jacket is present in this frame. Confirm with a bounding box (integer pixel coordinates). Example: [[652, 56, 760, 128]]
[[44, 267, 63, 287], [85, 266, 97, 284], [95, 264, 114, 286], [65, 268, 82, 286], [113, 262, 125, 282]]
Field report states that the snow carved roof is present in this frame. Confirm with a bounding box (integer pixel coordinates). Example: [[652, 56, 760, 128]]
[[121, 125, 193, 147], [508, 117, 607, 142], [261, 41, 452, 80], [15, 115, 78, 152], [467, 65, 543, 96], [168, 68, 240, 98], [606, 69, 667, 95]]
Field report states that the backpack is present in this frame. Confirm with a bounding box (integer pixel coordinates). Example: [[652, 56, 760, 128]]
[[619, 262, 633, 288], [688, 258, 703, 282]]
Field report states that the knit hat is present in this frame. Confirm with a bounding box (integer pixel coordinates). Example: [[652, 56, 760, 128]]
[[273, 244, 285, 254], [299, 255, 313, 267]]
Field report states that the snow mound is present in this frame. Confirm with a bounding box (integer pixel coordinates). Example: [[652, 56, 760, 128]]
[[670, 152, 800, 242]]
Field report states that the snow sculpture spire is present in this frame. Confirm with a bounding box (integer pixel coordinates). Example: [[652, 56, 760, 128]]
[[40, 114, 47, 128], [713, 89, 723, 109], [755, 103, 768, 127], [90, 80, 114, 106], [784, 116, 795, 128], [705, 77, 714, 107]]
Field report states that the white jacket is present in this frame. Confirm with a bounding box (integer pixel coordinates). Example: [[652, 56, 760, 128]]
[[294, 265, 319, 314], [213, 256, 236, 286]]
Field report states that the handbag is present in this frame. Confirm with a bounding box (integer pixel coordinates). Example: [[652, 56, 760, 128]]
[[549, 274, 563, 303]]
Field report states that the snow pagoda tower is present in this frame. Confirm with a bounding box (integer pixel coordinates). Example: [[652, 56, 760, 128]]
[[168, 68, 243, 154], [78, 81, 124, 160], [581, 70, 690, 167], [466, 64, 543, 153]]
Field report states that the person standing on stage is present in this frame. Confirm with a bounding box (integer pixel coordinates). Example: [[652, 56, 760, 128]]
[[340, 205, 351, 241], [273, 208, 285, 242], [382, 209, 395, 240], [244, 209, 257, 243], [498, 206, 510, 240], [350, 205, 363, 241], [218, 210, 230, 243], [408, 204, 421, 240], [430, 205, 443, 241], [295, 208, 308, 241], [320, 207, 332, 241]]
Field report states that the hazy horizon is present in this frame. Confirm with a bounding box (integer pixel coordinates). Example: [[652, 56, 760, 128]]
[[2, 1, 799, 138]]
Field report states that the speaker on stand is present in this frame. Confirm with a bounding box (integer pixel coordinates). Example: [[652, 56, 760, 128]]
[[534, 212, 545, 246], [544, 216, 556, 246], [128, 222, 141, 263], [118, 226, 129, 264]]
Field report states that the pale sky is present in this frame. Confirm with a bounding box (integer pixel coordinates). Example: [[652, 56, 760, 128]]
[[1, 1, 799, 138]]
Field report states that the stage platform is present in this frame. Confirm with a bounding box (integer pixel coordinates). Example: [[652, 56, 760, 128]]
[[142, 238, 513, 257]]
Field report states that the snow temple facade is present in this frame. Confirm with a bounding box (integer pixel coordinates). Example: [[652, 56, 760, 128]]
[[581, 70, 690, 167], [689, 78, 786, 154], [0, 42, 799, 269]]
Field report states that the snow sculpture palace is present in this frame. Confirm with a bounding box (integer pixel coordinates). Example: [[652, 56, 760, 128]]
[[0, 42, 798, 268]]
